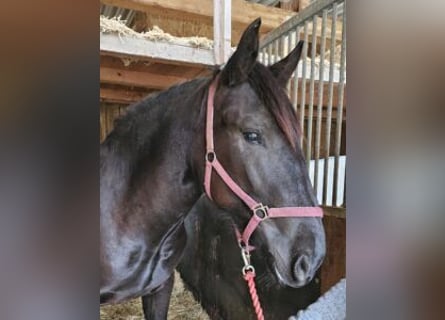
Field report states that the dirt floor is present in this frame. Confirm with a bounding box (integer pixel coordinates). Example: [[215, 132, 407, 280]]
[[100, 272, 209, 320]]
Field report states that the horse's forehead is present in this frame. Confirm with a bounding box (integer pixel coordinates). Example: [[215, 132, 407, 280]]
[[223, 83, 262, 112]]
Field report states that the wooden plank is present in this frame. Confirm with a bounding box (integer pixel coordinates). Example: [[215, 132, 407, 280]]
[[100, 33, 215, 66], [280, 0, 309, 12], [320, 208, 345, 294], [280, 0, 299, 12], [100, 55, 211, 79], [100, 86, 157, 104], [321, 205, 346, 218], [100, 103, 123, 142], [101, 0, 295, 35], [100, 66, 187, 89], [298, 0, 311, 11]]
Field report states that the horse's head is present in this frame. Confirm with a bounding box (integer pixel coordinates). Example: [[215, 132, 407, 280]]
[[192, 18, 325, 288]]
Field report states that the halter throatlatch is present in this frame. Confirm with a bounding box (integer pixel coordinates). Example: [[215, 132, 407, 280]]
[[204, 75, 323, 320]]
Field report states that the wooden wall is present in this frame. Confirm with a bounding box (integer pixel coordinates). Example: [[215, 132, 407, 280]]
[[320, 210, 346, 294], [100, 103, 128, 142]]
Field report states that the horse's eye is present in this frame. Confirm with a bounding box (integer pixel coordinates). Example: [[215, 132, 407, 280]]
[[243, 131, 262, 144]]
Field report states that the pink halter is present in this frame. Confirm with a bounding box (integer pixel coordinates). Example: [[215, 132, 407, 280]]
[[204, 75, 323, 250]]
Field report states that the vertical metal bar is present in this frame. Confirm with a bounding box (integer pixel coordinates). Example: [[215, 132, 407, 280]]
[[103, 6, 111, 16], [299, 21, 309, 149], [288, 30, 295, 107], [305, 15, 318, 169], [213, 0, 232, 65], [270, 41, 275, 64], [292, 27, 301, 115], [115, 8, 123, 19], [279, 33, 288, 88], [126, 10, 136, 27], [314, 9, 328, 197], [280, 33, 289, 90], [275, 38, 280, 63], [333, 5, 346, 207], [323, 2, 338, 205], [268, 43, 273, 66]]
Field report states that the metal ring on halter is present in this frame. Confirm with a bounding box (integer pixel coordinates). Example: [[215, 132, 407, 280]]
[[242, 265, 255, 276], [205, 151, 216, 163], [253, 203, 269, 220], [238, 239, 248, 250]]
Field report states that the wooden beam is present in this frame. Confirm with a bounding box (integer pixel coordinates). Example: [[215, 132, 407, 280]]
[[100, 66, 187, 89], [100, 55, 211, 79], [100, 86, 157, 104], [100, 33, 215, 66], [321, 206, 346, 218], [100, 0, 295, 35]]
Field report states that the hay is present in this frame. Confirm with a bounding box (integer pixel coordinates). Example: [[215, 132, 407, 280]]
[[100, 15, 214, 50], [100, 272, 209, 320]]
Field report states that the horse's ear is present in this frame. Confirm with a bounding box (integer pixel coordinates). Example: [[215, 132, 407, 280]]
[[269, 40, 304, 87], [220, 18, 261, 87]]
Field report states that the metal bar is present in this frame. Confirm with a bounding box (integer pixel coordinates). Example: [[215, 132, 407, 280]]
[[125, 10, 136, 27], [333, 6, 346, 207], [274, 38, 280, 63], [268, 42, 273, 66], [273, 38, 279, 63], [103, 5, 112, 16], [305, 15, 318, 168], [299, 21, 309, 149], [323, 2, 338, 205], [213, 0, 232, 65], [110, 6, 118, 17], [289, 29, 297, 111], [115, 7, 124, 18], [292, 28, 301, 114], [260, 0, 340, 48], [279, 33, 288, 88], [314, 9, 328, 196]]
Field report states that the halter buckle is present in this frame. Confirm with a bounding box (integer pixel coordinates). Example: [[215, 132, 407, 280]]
[[205, 151, 216, 163], [253, 203, 269, 220]]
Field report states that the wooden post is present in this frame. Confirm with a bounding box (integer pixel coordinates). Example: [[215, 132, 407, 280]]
[[213, 0, 232, 65]]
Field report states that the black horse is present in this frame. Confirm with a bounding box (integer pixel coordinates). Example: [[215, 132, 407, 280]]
[[100, 18, 325, 319]]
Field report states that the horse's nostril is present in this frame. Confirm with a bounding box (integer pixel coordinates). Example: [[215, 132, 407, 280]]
[[293, 254, 311, 283]]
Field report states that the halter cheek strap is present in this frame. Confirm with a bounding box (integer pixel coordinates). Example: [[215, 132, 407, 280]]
[[204, 75, 323, 249]]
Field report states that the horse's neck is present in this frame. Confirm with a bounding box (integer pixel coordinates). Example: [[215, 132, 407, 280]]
[[100, 79, 208, 219]]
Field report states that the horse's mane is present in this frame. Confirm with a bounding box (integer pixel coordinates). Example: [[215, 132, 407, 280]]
[[247, 63, 301, 152]]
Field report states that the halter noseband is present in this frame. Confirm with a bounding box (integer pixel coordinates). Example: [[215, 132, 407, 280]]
[[204, 75, 323, 250]]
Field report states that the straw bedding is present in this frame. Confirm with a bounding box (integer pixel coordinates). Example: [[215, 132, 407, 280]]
[[100, 272, 208, 320]]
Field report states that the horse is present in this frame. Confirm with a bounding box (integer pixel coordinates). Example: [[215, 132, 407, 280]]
[[178, 196, 323, 320], [100, 17, 325, 320]]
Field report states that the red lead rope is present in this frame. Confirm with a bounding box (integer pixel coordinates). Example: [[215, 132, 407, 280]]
[[244, 271, 264, 320], [239, 242, 264, 320]]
